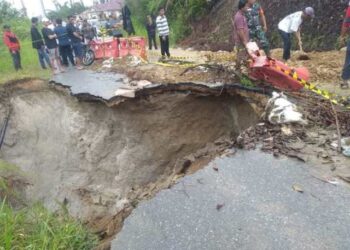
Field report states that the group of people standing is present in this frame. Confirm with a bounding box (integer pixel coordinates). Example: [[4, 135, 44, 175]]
[[232, 0, 314, 67], [4, 2, 350, 89], [232, 0, 350, 89], [3, 15, 95, 73], [30, 15, 91, 73]]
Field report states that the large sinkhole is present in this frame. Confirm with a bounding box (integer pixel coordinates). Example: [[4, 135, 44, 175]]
[[0, 79, 263, 247]]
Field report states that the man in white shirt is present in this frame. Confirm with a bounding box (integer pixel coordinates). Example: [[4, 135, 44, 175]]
[[278, 7, 315, 61], [156, 7, 170, 58]]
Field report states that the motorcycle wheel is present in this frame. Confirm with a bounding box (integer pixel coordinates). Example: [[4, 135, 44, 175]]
[[82, 49, 95, 66]]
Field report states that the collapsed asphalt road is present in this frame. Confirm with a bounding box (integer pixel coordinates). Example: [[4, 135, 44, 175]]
[[2, 67, 349, 249], [112, 150, 350, 250], [0, 74, 263, 247]]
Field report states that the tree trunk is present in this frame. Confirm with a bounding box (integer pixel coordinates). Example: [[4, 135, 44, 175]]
[[39, 0, 46, 16], [52, 0, 60, 10], [19, 0, 27, 17]]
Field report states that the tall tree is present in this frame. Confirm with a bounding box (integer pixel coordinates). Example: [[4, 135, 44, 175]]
[[47, 2, 87, 20], [52, 0, 61, 10], [0, 1, 22, 23], [39, 0, 46, 16], [19, 0, 27, 17]]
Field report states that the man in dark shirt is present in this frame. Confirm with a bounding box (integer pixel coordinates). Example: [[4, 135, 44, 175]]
[[42, 18, 63, 74], [146, 15, 157, 50], [54, 18, 75, 67], [30, 17, 51, 69], [66, 15, 83, 70], [82, 19, 97, 42]]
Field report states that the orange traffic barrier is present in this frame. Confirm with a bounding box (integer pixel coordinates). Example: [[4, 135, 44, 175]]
[[91, 39, 119, 59], [118, 37, 147, 60], [249, 56, 309, 91]]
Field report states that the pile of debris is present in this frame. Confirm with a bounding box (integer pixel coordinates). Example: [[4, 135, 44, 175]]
[[236, 91, 350, 182]]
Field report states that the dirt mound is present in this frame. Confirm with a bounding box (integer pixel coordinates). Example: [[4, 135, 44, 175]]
[[270, 49, 350, 95]]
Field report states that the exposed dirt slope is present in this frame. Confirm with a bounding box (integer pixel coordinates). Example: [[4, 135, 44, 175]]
[[181, 0, 347, 51], [0, 79, 260, 246]]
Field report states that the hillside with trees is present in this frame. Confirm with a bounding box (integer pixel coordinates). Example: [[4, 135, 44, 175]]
[[131, 0, 347, 51]]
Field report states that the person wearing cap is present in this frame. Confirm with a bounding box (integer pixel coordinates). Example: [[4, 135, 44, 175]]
[[339, 1, 350, 89], [232, 0, 250, 70], [3, 25, 22, 71], [41, 18, 64, 74], [31, 17, 52, 70], [278, 7, 315, 62], [246, 0, 270, 56]]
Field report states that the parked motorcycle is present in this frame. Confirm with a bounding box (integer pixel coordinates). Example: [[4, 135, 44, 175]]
[[82, 43, 95, 66]]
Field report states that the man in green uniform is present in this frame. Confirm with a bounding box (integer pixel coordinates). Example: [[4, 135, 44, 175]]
[[246, 0, 270, 56]]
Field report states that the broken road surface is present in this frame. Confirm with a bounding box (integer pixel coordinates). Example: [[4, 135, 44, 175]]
[[52, 69, 126, 100], [112, 150, 350, 250]]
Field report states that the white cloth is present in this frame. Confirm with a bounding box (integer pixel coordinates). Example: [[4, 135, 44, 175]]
[[278, 11, 303, 33], [156, 15, 169, 36]]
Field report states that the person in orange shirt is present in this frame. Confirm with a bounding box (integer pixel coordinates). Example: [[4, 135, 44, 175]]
[[3, 25, 22, 71]]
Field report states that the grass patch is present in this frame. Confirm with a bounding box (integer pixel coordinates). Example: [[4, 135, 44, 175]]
[[0, 39, 51, 84], [240, 74, 256, 88], [0, 200, 99, 250], [0, 160, 19, 173], [0, 160, 26, 204], [0, 160, 98, 249]]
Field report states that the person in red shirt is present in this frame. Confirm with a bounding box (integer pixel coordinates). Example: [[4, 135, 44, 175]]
[[340, 2, 350, 89], [3, 25, 22, 71]]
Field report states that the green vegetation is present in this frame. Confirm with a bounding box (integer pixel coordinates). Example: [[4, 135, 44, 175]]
[[47, 2, 87, 21], [0, 40, 51, 84], [0, 201, 98, 250], [0, 1, 51, 84], [0, 160, 99, 250], [0, 160, 23, 203], [0, 1, 24, 24], [240, 75, 256, 88], [127, 0, 215, 43]]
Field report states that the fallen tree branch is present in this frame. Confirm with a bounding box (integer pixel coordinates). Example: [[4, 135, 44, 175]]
[[330, 101, 342, 153]]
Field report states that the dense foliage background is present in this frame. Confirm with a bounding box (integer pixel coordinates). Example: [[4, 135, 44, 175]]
[[0, 1, 30, 39], [126, 0, 218, 42], [47, 2, 87, 20]]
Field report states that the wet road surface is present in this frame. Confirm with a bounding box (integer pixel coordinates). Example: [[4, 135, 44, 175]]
[[112, 150, 350, 250], [52, 69, 125, 100]]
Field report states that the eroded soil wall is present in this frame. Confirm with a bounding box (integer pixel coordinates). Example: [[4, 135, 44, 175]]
[[0, 80, 260, 241]]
